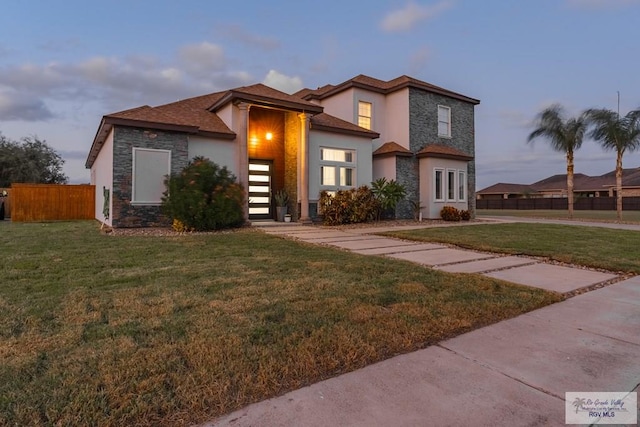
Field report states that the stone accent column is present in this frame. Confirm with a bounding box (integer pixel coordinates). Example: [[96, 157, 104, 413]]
[[237, 103, 250, 221], [298, 113, 311, 223]]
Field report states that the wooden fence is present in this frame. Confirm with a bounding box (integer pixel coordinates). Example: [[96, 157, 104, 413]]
[[0, 187, 11, 218], [10, 184, 95, 222], [477, 196, 640, 211]]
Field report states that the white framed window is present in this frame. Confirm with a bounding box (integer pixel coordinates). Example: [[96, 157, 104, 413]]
[[447, 169, 456, 201], [434, 168, 445, 202], [320, 147, 356, 190], [358, 101, 372, 130], [438, 105, 451, 138], [458, 170, 466, 201], [132, 147, 171, 205]]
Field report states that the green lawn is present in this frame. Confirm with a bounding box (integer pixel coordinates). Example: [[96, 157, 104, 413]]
[[384, 223, 640, 274], [478, 209, 640, 223], [0, 221, 561, 426]]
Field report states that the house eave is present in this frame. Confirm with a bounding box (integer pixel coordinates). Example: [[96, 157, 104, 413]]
[[310, 124, 380, 139], [416, 152, 473, 161], [373, 151, 413, 158], [209, 91, 324, 114]]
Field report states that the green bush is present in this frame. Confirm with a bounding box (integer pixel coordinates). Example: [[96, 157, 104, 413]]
[[319, 186, 379, 225], [440, 206, 461, 221], [371, 177, 407, 219], [162, 157, 245, 231]]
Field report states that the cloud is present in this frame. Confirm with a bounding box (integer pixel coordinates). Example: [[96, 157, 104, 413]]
[[381, 0, 453, 32], [566, 0, 639, 9], [0, 91, 55, 121], [178, 42, 227, 77], [262, 70, 303, 94], [219, 24, 280, 50], [0, 42, 256, 118]]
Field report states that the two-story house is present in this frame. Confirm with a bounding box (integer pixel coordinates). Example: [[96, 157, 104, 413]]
[[85, 74, 479, 227]]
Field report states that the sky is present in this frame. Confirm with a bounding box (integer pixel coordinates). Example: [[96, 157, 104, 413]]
[[1, 0, 639, 190]]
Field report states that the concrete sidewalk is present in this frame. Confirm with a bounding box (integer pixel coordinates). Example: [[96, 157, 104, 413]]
[[206, 221, 639, 426], [210, 276, 640, 426]]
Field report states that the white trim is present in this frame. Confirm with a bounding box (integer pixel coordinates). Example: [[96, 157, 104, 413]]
[[437, 105, 451, 138], [131, 147, 171, 205]]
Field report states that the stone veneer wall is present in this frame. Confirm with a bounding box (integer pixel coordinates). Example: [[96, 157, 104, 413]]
[[395, 156, 419, 219], [407, 88, 476, 218], [112, 126, 188, 227], [284, 112, 299, 220]]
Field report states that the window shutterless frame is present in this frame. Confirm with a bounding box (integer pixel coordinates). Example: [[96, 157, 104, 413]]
[[437, 105, 451, 138], [131, 147, 171, 205]]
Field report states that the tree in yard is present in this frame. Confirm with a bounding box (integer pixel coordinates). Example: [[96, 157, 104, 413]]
[[0, 133, 68, 187], [586, 107, 640, 221], [527, 104, 588, 219]]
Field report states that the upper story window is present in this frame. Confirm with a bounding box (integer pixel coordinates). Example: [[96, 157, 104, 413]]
[[438, 105, 451, 138], [358, 101, 372, 130]]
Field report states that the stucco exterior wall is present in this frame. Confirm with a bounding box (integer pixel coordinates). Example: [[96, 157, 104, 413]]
[[217, 103, 233, 130], [372, 156, 396, 181], [90, 128, 114, 226], [112, 126, 188, 227], [317, 89, 355, 124], [308, 130, 373, 202], [383, 88, 410, 151], [188, 135, 237, 174]]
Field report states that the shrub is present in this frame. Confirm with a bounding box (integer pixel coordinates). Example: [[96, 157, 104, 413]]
[[319, 186, 379, 225], [460, 210, 471, 221], [162, 157, 245, 231], [371, 177, 407, 220], [440, 206, 461, 221]]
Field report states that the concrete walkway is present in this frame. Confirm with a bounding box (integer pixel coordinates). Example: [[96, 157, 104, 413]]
[[207, 221, 639, 426], [258, 223, 622, 295]]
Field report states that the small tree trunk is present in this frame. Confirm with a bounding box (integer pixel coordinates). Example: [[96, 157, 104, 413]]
[[566, 151, 574, 219], [616, 151, 623, 221]]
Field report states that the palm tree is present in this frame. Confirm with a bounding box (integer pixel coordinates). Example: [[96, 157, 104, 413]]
[[586, 108, 640, 221], [528, 104, 588, 219]]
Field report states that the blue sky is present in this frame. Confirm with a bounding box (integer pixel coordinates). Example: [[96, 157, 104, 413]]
[[1, 0, 639, 189]]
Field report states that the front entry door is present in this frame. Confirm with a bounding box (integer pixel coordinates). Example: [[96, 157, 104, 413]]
[[248, 160, 273, 220]]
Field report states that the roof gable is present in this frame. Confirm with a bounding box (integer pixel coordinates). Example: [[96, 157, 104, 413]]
[[373, 141, 412, 157], [298, 74, 480, 105], [209, 83, 323, 113]]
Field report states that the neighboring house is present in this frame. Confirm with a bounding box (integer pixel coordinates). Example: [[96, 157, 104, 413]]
[[477, 168, 640, 200], [86, 74, 479, 227]]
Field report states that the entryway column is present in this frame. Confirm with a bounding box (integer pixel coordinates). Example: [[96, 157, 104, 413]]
[[298, 112, 311, 223], [238, 102, 250, 222]]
